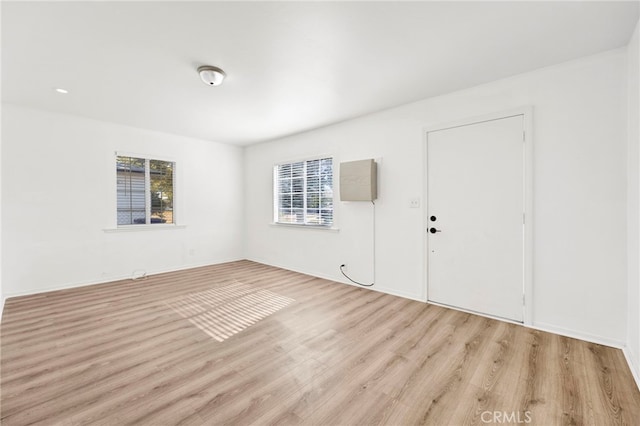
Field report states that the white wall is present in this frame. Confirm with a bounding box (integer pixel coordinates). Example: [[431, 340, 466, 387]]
[[627, 19, 640, 383], [245, 48, 629, 345], [1, 105, 244, 296], [0, 101, 3, 319]]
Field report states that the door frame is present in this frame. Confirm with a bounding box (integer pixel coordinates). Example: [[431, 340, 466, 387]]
[[422, 107, 533, 326]]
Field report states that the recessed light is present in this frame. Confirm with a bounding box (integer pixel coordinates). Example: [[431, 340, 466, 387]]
[[55, 88, 69, 94]]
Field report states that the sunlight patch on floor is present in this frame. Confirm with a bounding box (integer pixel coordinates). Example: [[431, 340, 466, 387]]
[[165, 281, 294, 341]]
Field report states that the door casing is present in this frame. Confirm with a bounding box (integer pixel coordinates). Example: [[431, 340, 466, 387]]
[[422, 107, 533, 326]]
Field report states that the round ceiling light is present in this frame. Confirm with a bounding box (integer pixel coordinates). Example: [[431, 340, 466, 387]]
[[197, 65, 226, 86]]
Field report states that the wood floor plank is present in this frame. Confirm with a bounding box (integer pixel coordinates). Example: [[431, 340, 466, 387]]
[[2, 260, 639, 425]]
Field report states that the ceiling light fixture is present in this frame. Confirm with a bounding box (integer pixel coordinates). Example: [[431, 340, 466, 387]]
[[54, 88, 69, 94], [197, 65, 226, 86]]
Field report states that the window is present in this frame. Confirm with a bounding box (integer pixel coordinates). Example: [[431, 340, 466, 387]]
[[117, 155, 174, 226], [274, 157, 333, 226]]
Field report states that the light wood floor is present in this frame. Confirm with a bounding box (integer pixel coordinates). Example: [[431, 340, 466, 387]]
[[1, 260, 639, 425]]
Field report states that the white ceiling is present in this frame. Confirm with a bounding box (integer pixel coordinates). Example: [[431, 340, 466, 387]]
[[2, 1, 638, 146]]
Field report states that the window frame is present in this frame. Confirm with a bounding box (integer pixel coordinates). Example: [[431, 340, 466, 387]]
[[115, 152, 177, 229], [272, 156, 335, 228]]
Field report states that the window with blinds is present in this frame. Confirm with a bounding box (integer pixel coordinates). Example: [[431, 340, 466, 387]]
[[117, 156, 175, 226], [274, 157, 333, 226]]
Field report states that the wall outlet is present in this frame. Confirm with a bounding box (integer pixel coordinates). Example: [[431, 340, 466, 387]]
[[409, 198, 420, 208], [340, 263, 347, 271]]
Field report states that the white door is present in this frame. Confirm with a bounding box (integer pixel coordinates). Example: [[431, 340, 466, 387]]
[[427, 115, 524, 322]]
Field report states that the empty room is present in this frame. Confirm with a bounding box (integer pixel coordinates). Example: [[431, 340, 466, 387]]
[[2, 1, 640, 425]]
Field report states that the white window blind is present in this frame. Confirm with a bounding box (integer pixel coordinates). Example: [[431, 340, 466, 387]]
[[274, 157, 333, 226], [117, 156, 175, 226]]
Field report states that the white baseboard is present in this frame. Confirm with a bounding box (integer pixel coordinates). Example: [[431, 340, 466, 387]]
[[423, 302, 628, 353], [623, 346, 640, 392], [371, 285, 425, 303], [246, 256, 343, 285], [3, 257, 244, 300], [245, 257, 425, 302], [531, 321, 625, 349], [426, 300, 525, 326]]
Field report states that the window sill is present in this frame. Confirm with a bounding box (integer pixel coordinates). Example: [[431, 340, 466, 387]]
[[270, 223, 340, 232], [103, 224, 187, 233]]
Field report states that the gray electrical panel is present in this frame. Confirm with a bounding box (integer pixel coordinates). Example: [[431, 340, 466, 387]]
[[340, 159, 377, 201]]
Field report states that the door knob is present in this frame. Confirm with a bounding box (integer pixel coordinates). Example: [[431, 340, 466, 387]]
[[429, 228, 441, 234]]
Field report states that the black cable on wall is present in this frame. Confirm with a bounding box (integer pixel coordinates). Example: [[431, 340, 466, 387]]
[[339, 200, 375, 287]]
